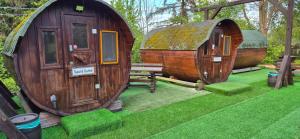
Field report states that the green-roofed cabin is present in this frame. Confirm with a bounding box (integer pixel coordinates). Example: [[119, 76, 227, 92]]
[[234, 30, 268, 69], [2, 0, 134, 115], [140, 19, 243, 84]]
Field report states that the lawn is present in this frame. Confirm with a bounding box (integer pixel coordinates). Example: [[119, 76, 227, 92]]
[[1, 69, 300, 139], [148, 82, 300, 139]]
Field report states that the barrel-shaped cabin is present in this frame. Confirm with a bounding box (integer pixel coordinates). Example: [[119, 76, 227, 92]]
[[2, 0, 134, 115], [141, 19, 243, 83], [234, 30, 268, 69]]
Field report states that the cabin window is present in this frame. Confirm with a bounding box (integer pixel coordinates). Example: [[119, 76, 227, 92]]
[[72, 23, 88, 49], [42, 31, 58, 64], [224, 36, 231, 55], [214, 32, 220, 48], [100, 31, 119, 64], [204, 45, 208, 55]]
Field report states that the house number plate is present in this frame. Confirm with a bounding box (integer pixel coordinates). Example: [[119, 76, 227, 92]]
[[71, 66, 95, 77], [213, 57, 222, 62]]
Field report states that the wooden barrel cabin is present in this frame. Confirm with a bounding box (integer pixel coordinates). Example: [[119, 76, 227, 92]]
[[234, 30, 268, 69], [2, 0, 134, 115], [141, 19, 243, 83]]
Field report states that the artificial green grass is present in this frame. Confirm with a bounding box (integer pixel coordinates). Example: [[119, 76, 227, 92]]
[[87, 81, 271, 139], [60, 109, 122, 139], [228, 68, 273, 84], [120, 81, 209, 112], [1, 69, 288, 139], [253, 107, 300, 139], [205, 82, 251, 95], [147, 83, 300, 139]]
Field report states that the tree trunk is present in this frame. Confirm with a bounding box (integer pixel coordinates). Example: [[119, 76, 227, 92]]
[[259, 0, 269, 36], [180, 0, 188, 24]]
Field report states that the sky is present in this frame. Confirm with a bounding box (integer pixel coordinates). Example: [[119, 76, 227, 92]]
[[103, 0, 112, 4], [101, 0, 260, 32]]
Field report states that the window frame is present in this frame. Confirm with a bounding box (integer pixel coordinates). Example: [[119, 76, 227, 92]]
[[223, 35, 231, 56], [100, 30, 119, 65], [38, 27, 62, 69], [71, 23, 89, 50]]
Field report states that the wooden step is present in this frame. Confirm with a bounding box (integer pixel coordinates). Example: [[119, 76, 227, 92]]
[[156, 76, 198, 88]]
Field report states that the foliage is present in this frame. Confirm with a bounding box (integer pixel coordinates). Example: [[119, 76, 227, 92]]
[[0, 0, 46, 92], [0, 35, 19, 92], [0, 36, 9, 79], [263, 44, 284, 64], [262, 1, 300, 64], [111, 0, 143, 63]]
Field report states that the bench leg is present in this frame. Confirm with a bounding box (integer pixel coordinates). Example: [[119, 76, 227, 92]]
[[150, 73, 156, 93]]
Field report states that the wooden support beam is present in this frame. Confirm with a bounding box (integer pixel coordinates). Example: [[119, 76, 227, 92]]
[[210, 7, 222, 19], [204, 9, 209, 20], [17, 92, 33, 113], [0, 81, 20, 109], [0, 81, 13, 97], [275, 0, 294, 89], [0, 94, 17, 117], [196, 0, 260, 12], [0, 109, 27, 139], [275, 55, 291, 88], [267, 0, 288, 17]]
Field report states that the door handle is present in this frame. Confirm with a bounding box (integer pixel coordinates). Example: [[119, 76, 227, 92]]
[[69, 45, 74, 52], [72, 54, 88, 65]]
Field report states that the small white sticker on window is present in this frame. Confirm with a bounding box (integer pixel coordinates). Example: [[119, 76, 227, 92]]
[[92, 29, 97, 34]]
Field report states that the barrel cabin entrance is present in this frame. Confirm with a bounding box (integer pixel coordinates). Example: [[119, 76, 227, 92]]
[[2, 0, 134, 115], [141, 19, 243, 84]]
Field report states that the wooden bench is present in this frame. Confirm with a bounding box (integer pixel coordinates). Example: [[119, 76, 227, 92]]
[[129, 63, 163, 93]]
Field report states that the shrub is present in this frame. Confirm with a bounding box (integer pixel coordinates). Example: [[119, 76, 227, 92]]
[[0, 35, 20, 93], [263, 44, 284, 64]]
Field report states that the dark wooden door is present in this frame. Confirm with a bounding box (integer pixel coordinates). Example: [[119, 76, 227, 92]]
[[211, 29, 223, 82], [64, 15, 99, 106]]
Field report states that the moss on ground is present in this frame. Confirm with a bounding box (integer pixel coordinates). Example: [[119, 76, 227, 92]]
[[120, 81, 209, 112]]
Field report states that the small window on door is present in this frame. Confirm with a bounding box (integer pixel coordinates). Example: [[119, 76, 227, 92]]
[[224, 36, 231, 56], [100, 31, 118, 64], [72, 23, 88, 49]]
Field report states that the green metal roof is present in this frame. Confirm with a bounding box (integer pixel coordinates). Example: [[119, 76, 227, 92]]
[[141, 19, 240, 50], [2, 0, 134, 57], [239, 30, 268, 49]]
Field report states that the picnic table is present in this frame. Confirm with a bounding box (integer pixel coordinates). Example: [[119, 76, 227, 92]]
[[129, 63, 163, 93]]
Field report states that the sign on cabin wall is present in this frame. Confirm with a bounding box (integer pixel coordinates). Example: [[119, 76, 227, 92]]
[[71, 66, 95, 77], [213, 57, 222, 62]]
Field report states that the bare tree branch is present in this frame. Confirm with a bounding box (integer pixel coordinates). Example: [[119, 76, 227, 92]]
[[146, 4, 179, 21], [242, 5, 253, 27]]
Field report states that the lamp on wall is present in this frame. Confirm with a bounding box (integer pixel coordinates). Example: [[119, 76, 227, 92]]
[[50, 95, 57, 109], [75, 0, 85, 12]]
